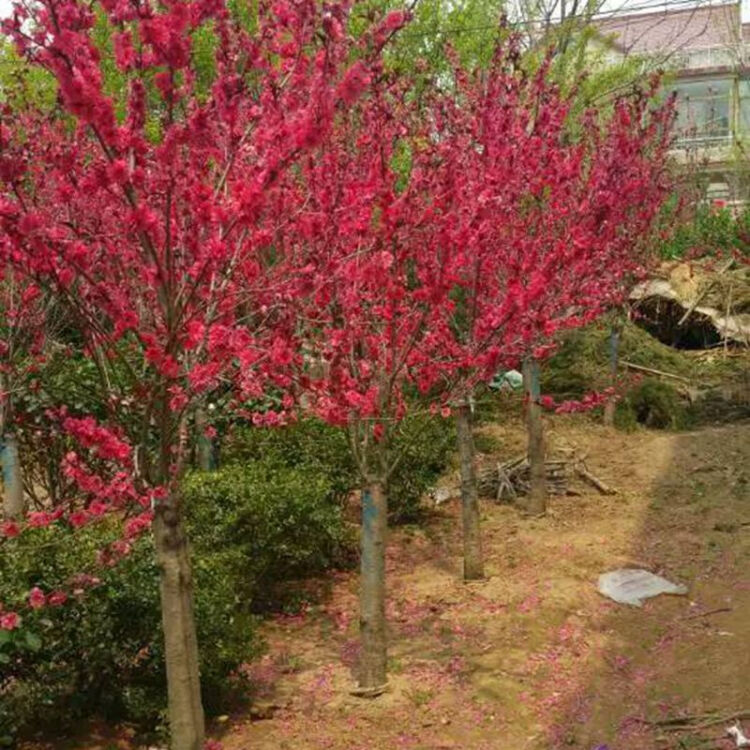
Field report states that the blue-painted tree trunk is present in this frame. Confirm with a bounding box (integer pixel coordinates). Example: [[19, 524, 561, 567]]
[[356, 482, 388, 695], [609, 326, 621, 375], [455, 401, 484, 580]]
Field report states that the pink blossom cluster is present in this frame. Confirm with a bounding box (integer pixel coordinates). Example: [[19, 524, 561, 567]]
[[538, 388, 616, 414]]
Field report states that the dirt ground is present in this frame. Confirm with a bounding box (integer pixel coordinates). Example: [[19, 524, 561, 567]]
[[59, 416, 750, 750], [204, 416, 750, 750]]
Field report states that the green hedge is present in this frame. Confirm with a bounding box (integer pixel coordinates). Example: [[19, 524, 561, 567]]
[[224, 417, 356, 505], [0, 458, 354, 744], [184, 460, 355, 610], [224, 415, 456, 524], [0, 521, 258, 745]]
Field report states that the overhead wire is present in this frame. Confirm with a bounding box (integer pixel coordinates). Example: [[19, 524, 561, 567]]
[[0, 0, 728, 60], [388, 0, 722, 39]]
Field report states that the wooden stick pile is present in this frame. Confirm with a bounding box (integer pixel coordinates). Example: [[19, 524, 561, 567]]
[[477, 452, 616, 501]]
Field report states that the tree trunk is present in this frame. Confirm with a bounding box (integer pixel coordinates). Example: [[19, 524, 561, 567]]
[[355, 481, 388, 696], [603, 324, 621, 427], [153, 502, 205, 750], [523, 358, 546, 516], [455, 402, 484, 581], [194, 408, 215, 472], [2, 433, 24, 519]]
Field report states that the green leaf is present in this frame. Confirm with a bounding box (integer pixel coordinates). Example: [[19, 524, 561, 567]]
[[0, 630, 10, 646], [24, 631, 42, 652]]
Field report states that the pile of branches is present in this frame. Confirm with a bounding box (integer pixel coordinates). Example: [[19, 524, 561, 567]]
[[476, 450, 615, 502]]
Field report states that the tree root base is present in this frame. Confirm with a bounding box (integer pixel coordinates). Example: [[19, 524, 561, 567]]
[[350, 683, 389, 698], [463, 574, 488, 584]]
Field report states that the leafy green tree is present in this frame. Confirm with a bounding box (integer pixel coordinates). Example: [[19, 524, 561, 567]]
[[0, 42, 57, 113]]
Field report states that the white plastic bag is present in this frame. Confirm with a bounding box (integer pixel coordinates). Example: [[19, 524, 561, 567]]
[[597, 569, 687, 607]]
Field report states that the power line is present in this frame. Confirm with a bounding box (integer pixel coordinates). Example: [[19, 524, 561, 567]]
[[393, 0, 722, 39], [0, 0, 729, 56], [591, 0, 722, 18]]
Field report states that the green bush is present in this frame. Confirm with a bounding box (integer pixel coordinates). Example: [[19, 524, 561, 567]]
[[225, 416, 456, 525], [184, 460, 355, 610], [224, 418, 356, 504], [613, 398, 639, 432], [0, 521, 258, 745], [619, 380, 689, 430], [0, 455, 355, 743], [386, 414, 456, 523], [659, 203, 750, 261], [15, 349, 137, 506]]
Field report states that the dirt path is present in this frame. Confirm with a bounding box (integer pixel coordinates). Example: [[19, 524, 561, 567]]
[[211, 418, 750, 750]]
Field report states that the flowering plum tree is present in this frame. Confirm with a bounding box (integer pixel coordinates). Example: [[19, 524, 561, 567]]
[[0, 0, 389, 744], [415, 45, 674, 563], [282, 68, 464, 694], [288, 41, 673, 696]]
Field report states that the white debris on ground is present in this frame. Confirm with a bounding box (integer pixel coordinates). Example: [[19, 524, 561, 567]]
[[727, 723, 750, 748], [630, 260, 750, 344], [431, 486, 457, 506], [597, 568, 688, 607], [489, 369, 523, 391]]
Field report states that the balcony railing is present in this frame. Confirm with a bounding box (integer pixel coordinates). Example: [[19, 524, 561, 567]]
[[673, 132, 734, 148], [672, 113, 736, 149], [672, 44, 750, 71]]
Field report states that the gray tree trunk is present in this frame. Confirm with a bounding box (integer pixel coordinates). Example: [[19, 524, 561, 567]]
[[455, 402, 484, 580], [603, 324, 622, 427], [523, 358, 546, 516], [355, 481, 388, 696], [2, 433, 24, 519], [153, 499, 205, 749]]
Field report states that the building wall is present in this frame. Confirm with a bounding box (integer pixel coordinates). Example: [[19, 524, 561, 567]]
[[595, 2, 750, 202]]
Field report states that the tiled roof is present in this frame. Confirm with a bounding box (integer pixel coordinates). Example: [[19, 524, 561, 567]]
[[595, 2, 745, 55]]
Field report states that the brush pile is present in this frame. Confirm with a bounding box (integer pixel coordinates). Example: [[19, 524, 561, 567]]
[[631, 258, 750, 347]]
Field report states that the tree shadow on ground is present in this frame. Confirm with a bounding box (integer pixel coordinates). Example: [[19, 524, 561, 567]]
[[548, 422, 750, 750]]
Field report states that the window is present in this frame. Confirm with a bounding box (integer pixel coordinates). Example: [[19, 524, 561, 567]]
[[738, 79, 750, 133], [673, 79, 732, 140]]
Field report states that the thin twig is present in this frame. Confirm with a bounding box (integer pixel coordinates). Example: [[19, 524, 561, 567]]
[[621, 360, 691, 383], [682, 607, 732, 621], [646, 710, 750, 732]]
